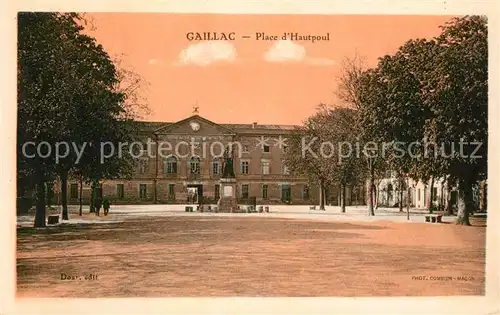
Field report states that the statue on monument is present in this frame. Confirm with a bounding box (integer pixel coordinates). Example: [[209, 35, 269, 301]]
[[218, 145, 237, 212], [221, 145, 235, 178]]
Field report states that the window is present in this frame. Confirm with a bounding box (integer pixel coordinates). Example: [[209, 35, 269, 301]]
[[261, 160, 270, 175], [262, 184, 268, 199], [189, 156, 201, 174], [418, 189, 421, 201], [139, 184, 147, 199], [212, 158, 221, 175], [165, 156, 177, 174], [70, 183, 78, 199], [281, 161, 290, 175], [240, 160, 249, 174], [263, 145, 270, 153], [433, 187, 438, 201], [243, 145, 249, 153], [241, 184, 249, 199], [168, 184, 175, 199], [215, 184, 220, 200], [138, 158, 148, 174], [117, 184, 124, 199], [303, 185, 310, 200]]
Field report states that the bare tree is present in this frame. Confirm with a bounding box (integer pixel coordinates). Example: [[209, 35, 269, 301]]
[[113, 55, 152, 120], [335, 52, 367, 110]]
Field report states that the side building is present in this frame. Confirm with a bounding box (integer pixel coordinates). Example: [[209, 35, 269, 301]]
[[67, 114, 318, 205]]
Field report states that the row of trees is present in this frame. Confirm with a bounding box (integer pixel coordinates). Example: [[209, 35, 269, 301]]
[[17, 13, 149, 227], [285, 16, 487, 225]]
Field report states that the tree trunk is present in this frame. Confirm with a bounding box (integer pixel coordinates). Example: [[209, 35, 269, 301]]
[[406, 179, 411, 220], [479, 181, 487, 212], [445, 180, 453, 215], [323, 186, 328, 207], [455, 179, 473, 225], [89, 180, 96, 213], [349, 185, 354, 207], [153, 179, 158, 204], [46, 182, 52, 208], [79, 178, 83, 216], [60, 171, 69, 220], [319, 180, 325, 210], [428, 177, 434, 212], [444, 189, 450, 214], [34, 168, 46, 228], [373, 184, 378, 210], [341, 184, 346, 213], [368, 172, 375, 216], [399, 186, 404, 212], [440, 181, 445, 209], [337, 184, 341, 207]]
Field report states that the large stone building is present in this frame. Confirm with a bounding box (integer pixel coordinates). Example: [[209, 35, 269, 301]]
[[68, 114, 318, 205]]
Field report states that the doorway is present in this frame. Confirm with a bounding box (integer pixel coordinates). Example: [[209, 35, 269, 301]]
[[187, 184, 203, 205], [281, 184, 291, 203]]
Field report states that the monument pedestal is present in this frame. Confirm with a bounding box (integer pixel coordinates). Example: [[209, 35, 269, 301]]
[[218, 178, 237, 213]]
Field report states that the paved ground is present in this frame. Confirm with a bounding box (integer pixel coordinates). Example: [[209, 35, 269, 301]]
[[16, 205, 486, 297], [17, 204, 479, 226]]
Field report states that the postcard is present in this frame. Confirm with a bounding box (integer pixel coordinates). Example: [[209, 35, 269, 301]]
[[2, 1, 499, 314]]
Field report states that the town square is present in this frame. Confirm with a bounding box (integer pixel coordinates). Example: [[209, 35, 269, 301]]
[[17, 204, 486, 297]]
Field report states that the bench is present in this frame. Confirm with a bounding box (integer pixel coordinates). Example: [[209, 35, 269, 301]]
[[47, 215, 59, 225], [264, 206, 269, 213], [425, 214, 443, 223], [185, 206, 194, 212], [258, 206, 264, 213], [309, 206, 316, 210]]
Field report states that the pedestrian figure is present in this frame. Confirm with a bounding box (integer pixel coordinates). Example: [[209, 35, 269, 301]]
[[103, 198, 111, 216], [95, 198, 102, 216]]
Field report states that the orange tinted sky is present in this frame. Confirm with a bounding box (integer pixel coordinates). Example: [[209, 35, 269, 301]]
[[86, 14, 454, 125]]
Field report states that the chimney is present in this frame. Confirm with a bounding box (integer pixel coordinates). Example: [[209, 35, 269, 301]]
[[252, 122, 257, 129]]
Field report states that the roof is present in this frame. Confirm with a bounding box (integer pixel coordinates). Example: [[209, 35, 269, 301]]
[[153, 115, 236, 135], [134, 121, 170, 133], [135, 118, 300, 135], [221, 123, 299, 135], [220, 124, 297, 130]]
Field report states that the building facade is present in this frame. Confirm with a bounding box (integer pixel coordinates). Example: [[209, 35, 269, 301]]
[[67, 114, 318, 205], [375, 173, 462, 210]]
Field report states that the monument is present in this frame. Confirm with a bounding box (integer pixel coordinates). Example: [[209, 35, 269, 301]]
[[217, 146, 238, 212]]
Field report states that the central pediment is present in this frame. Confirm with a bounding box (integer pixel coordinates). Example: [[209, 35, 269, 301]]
[[154, 115, 236, 136]]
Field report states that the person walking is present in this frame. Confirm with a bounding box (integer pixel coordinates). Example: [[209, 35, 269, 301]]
[[95, 198, 102, 216], [103, 198, 111, 216]]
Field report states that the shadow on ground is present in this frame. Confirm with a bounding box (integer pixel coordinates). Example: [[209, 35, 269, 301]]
[[17, 216, 486, 297]]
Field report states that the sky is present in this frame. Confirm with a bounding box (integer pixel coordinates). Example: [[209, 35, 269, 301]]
[[85, 13, 455, 125]]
